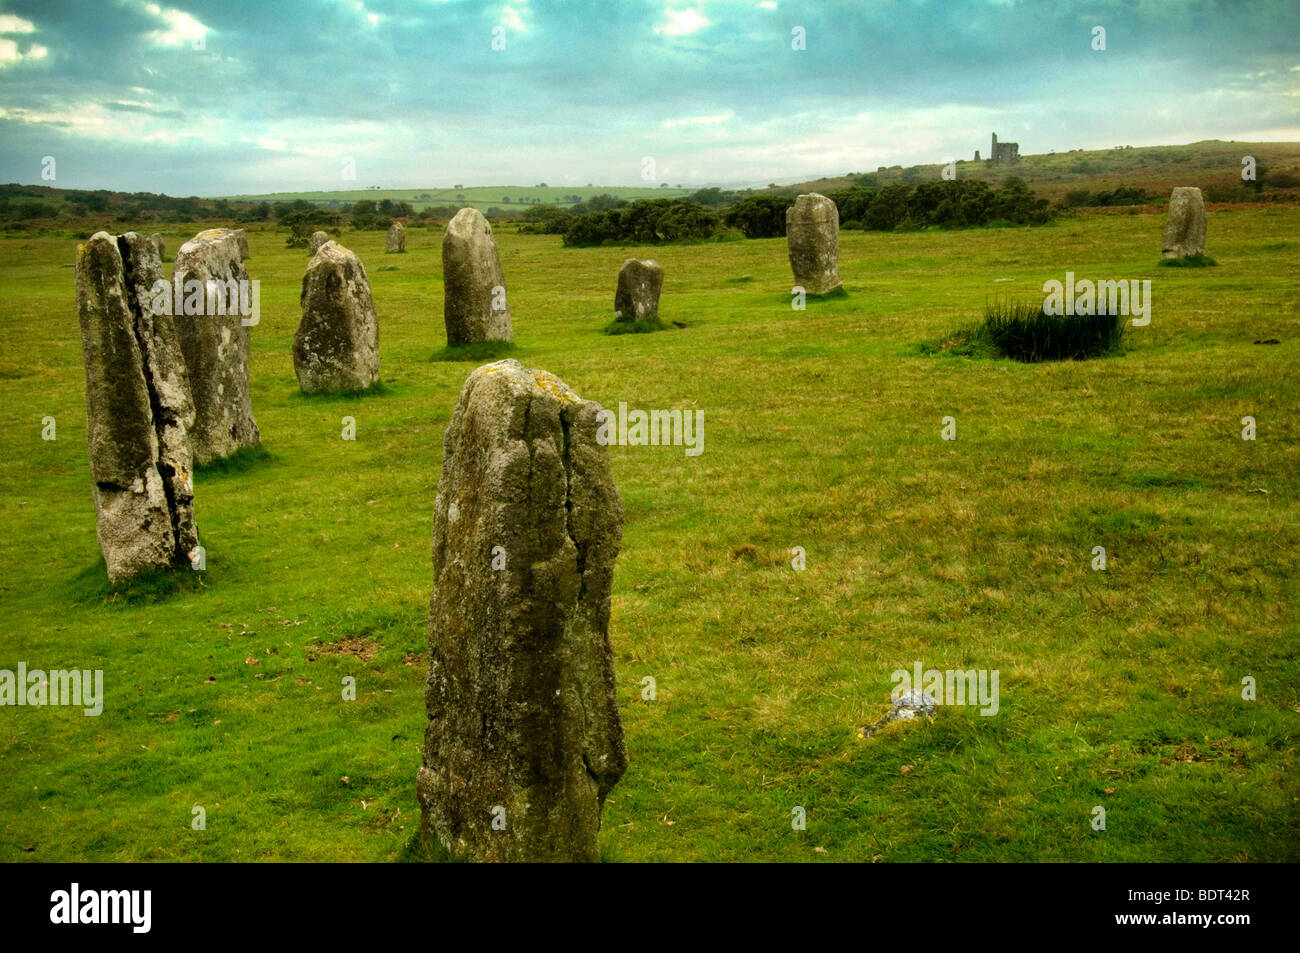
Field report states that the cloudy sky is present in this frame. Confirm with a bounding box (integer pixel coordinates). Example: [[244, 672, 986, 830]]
[[0, 0, 1296, 195]]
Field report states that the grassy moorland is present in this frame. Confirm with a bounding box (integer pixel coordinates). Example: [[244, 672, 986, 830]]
[[0, 206, 1296, 862]]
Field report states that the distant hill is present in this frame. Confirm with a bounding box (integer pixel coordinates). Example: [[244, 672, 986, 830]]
[[222, 184, 691, 213], [767, 140, 1300, 204]]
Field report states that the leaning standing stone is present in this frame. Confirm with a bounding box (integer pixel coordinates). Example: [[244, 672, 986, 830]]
[[417, 359, 627, 862], [614, 259, 663, 321], [1162, 187, 1207, 259], [293, 241, 379, 393], [309, 230, 331, 254], [75, 231, 200, 584], [386, 222, 405, 253], [173, 228, 260, 465], [441, 208, 513, 344], [786, 192, 842, 295]]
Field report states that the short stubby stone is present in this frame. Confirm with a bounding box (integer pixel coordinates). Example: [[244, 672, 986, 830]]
[[75, 231, 200, 584], [614, 259, 663, 321], [309, 230, 331, 254], [417, 359, 627, 862], [294, 241, 379, 394], [386, 222, 405, 253], [173, 228, 260, 465], [1162, 187, 1206, 259], [786, 192, 842, 295], [441, 208, 513, 345]]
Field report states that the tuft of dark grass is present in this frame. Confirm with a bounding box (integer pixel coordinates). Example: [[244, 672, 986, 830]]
[[290, 380, 392, 402], [979, 298, 1124, 362], [1158, 254, 1218, 267], [64, 558, 208, 607], [430, 341, 517, 362], [604, 316, 670, 335], [194, 443, 272, 476]]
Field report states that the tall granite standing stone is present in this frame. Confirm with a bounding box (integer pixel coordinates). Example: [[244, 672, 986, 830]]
[[386, 222, 405, 253], [441, 208, 513, 344], [293, 241, 379, 393], [173, 228, 260, 465], [786, 192, 842, 295], [75, 231, 200, 584], [614, 259, 663, 321], [1162, 187, 1207, 259], [417, 359, 627, 862], [309, 230, 331, 254]]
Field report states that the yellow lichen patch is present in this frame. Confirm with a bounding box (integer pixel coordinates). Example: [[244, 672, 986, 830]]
[[528, 369, 580, 404]]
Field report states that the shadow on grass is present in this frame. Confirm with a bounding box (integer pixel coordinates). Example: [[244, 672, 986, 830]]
[[394, 824, 623, 863], [287, 381, 396, 403], [195, 443, 273, 477], [64, 557, 209, 607], [430, 342, 517, 363], [1158, 255, 1218, 268], [603, 317, 673, 335]]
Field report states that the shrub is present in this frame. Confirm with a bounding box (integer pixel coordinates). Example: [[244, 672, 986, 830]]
[[562, 199, 721, 247], [723, 195, 794, 238], [979, 298, 1123, 362]]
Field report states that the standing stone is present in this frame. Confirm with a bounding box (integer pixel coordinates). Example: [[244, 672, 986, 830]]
[[417, 359, 627, 862], [75, 231, 199, 584], [173, 228, 260, 465], [293, 241, 379, 393], [614, 259, 663, 321], [386, 221, 405, 253], [147, 233, 165, 260], [231, 228, 250, 259], [786, 192, 842, 295], [441, 208, 513, 344], [1162, 187, 1207, 259], [309, 230, 331, 254]]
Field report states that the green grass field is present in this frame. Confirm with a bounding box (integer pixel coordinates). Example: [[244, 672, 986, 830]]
[[1, 207, 1297, 861]]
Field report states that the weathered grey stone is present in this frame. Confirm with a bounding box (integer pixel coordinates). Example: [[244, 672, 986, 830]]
[[309, 230, 331, 254], [173, 228, 260, 465], [417, 359, 626, 862], [386, 222, 405, 253], [231, 228, 250, 259], [1162, 187, 1206, 259], [786, 192, 842, 295], [147, 233, 165, 260], [441, 208, 513, 344], [614, 259, 663, 321], [75, 231, 199, 584], [293, 241, 379, 394]]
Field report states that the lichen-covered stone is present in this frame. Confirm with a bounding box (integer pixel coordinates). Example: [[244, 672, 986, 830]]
[[614, 259, 663, 321], [786, 192, 842, 295], [417, 359, 626, 862], [173, 228, 260, 465], [1162, 187, 1206, 259], [293, 241, 379, 393], [386, 222, 405, 253], [75, 231, 199, 584], [309, 230, 331, 254], [441, 208, 513, 344], [147, 233, 165, 260]]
